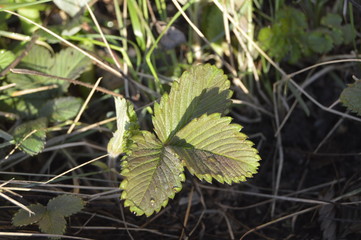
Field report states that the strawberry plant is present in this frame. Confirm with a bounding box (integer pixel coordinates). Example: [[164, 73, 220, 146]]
[[108, 64, 261, 216], [258, 6, 354, 63]]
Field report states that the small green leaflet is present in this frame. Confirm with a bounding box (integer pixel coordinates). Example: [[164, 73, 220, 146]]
[[152, 64, 232, 143], [118, 64, 261, 216], [38, 212, 66, 238], [50, 47, 91, 91], [12, 195, 84, 239], [307, 30, 333, 54], [12, 203, 46, 227], [47, 195, 85, 217], [13, 117, 47, 156], [120, 131, 185, 216], [171, 113, 260, 184], [201, 4, 225, 55], [0, 49, 15, 72], [321, 13, 342, 28], [340, 80, 361, 116], [39, 97, 83, 122]]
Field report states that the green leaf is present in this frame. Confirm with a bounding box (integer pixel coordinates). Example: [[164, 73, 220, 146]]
[[38, 211, 66, 238], [0, 95, 47, 118], [329, 28, 343, 45], [171, 113, 260, 184], [21, 45, 55, 73], [280, 7, 307, 29], [13, 117, 47, 156], [0, 49, 15, 71], [7, 46, 91, 93], [258, 6, 309, 63], [340, 80, 361, 116], [107, 97, 139, 158], [153, 64, 232, 143], [47, 195, 84, 217], [120, 131, 184, 216], [307, 30, 333, 54], [202, 5, 224, 43], [53, 0, 91, 17], [12, 203, 46, 227], [50, 47, 91, 91], [321, 13, 342, 28], [0, 97, 38, 118], [6, 48, 54, 102], [201, 4, 224, 54], [341, 24, 354, 44], [39, 97, 83, 122], [7, 46, 54, 92], [258, 27, 272, 51]]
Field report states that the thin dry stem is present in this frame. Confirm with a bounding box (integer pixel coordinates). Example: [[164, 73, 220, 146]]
[[43, 154, 109, 184], [67, 77, 103, 134], [10, 68, 123, 98]]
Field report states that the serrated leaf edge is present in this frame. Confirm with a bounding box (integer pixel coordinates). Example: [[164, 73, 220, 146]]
[[12, 203, 46, 227], [38, 211, 67, 237], [120, 132, 185, 216], [46, 195, 85, 217], [173, 113, 261, 184]]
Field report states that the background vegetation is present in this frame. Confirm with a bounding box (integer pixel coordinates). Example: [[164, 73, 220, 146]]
[[1, 0, 361, 239]]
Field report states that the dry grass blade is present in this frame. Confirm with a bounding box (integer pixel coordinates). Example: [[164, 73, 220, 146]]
[[0, 190, 34, 215], [3, 9, 131, 84], [73, 117, 116, 134], [44, 154, 108, 184], [84, 2, 129, 97], [0, 34, 37, 78], [0, 83, 16, 91], [0, 180, 32, 216], [289, 79, 361, 123], [199, 185, 330, 205], [67, 77, 103, 134], [240, 205, 320, 240], [10, 68, 123, 98], [5, 129, 38, 160], [171, 0, 236, 76], [287, 58, 361, 79], [212, 0, 286, 76], [11, 84, 59, 97], [179, 187, 194, 240]]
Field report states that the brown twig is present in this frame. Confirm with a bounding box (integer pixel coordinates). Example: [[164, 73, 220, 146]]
[[0, 35, 38, 78]]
